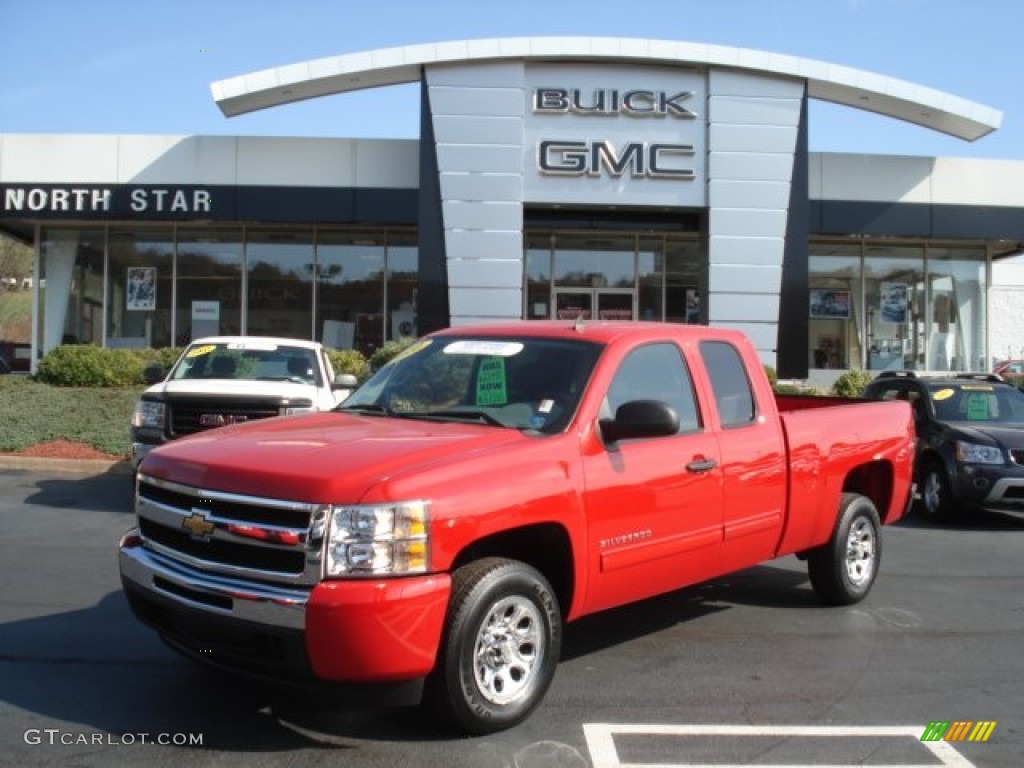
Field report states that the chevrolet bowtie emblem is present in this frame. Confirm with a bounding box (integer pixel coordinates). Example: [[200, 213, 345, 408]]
[[182, 510, 215, 540]]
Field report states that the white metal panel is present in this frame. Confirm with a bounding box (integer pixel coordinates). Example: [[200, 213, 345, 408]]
[[437, 144, 523, 174], [442, 200, 522, 230], [236, 137, 357, 186], [439, 172, 522, 202], [708, 263, 783, 293], [447, 258, 524, 287], [449, 286, 523, 316], [119, 135, 238, 184], [710, 208, 789, 239], [710, 69, 804, 98], [429, 87, 524, 117], [432, 115, 523, 145], [1, 134, 120, 182], [352, 140, 419, 187], [709, 95, 803, 127], [443, 230, 523, 260], [705, 292, 781, 321], [816, 153, 932, 203], [709, 123, 798, 154], [931, 157, 1024, 207], [709, 152, 796, 182], [708, 235, 786, 267], [708, 179, 791, 210], [426, 61, 525, 88]]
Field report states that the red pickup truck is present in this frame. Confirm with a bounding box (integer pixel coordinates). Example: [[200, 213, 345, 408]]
[[119, 321, 914, 733]]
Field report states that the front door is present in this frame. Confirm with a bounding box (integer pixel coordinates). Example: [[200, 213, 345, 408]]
[[554, 289, 635, 321]]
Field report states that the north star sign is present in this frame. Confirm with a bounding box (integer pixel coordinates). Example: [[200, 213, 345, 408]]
[[532, 87, 699, 180], [1, 185, 214, 217]]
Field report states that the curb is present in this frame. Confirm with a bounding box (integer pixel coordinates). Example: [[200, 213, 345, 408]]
[[0, 455, 133, 475]]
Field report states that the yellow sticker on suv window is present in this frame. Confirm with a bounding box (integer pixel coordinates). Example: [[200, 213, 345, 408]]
[[186, 344, 216, 358], [932, 388, 954, 401]]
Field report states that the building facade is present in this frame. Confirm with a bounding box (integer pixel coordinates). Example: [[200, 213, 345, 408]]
[[1, 38, 1022, 378]]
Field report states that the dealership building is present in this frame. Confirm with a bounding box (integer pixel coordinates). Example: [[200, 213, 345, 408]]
[[1, 37, 1022, 379]]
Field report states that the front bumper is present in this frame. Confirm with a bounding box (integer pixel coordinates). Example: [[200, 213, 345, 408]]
[[119, 533, 451, 685], [953, 463, 1024, 516]]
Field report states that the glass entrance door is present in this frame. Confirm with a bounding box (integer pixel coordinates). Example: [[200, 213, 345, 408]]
[[554, 289, 635, 321]]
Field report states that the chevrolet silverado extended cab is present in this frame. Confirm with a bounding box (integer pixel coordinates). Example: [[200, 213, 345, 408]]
[[120, 321, 914, 733], [130, 336, 357, 467]]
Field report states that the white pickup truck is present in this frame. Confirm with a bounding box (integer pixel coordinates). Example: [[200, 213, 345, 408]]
[[130, 336, 357, 468]]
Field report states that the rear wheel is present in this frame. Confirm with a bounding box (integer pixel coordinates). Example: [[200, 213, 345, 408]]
[[425, 558, 561, 734], [808, 493, 881, 605]]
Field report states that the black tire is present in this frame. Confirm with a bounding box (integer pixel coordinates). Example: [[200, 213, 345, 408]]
[[917, 459, 956, 522], [807, 493, 881, 605], [425, 558, 561, 734]]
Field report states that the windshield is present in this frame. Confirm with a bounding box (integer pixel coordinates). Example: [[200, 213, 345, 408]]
[[927, 382, 1024, 425], [168, 341, 322, 386], [340, 335, 603, 433]]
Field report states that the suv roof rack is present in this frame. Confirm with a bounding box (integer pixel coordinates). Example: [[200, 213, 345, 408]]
[[874, 370, 919, 379], [955, 372, 1006, 383]]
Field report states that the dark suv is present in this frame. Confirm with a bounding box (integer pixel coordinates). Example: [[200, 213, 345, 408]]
[[863, 371, 1024, 521]]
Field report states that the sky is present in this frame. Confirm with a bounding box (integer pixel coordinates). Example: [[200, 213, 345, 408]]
[[1, 0, 1022, 160]]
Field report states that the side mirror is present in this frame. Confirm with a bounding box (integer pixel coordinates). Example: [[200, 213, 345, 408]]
[[332, 373, 359, 391], [143, 364, 166, 385], [599, 399, 679, 443]]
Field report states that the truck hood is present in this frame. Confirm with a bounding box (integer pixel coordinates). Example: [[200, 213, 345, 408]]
[[139, 411, 532, 501], [146, 379, 318, 401], [949, 423, 1024, 450]]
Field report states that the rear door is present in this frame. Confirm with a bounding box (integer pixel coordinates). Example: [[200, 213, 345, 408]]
[[698, 340, 788, 571], [581, 340, 724, 614]]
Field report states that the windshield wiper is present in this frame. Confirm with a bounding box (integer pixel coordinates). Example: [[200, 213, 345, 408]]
[[405, 409, 507, 428], [337, 403, 395, 417]]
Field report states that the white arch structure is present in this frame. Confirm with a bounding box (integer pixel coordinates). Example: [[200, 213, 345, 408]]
[[211, 37, 1001, 140]]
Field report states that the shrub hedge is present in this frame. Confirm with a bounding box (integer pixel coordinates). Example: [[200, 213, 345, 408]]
[[36, 343, 373, 387]]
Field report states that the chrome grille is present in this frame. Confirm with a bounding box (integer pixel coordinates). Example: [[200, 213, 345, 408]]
[[135, 474, 326, 586], [168, 397, 281, 437]]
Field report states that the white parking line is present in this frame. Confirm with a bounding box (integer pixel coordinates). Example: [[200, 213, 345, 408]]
[[582, 723, 977, 768]]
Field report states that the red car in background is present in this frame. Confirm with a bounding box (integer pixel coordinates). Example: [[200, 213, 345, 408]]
[[0, 341, 31, 373], [994, 359, 1024, 386]]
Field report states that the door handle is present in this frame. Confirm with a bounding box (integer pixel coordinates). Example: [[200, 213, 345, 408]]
[[686, 458, 717, 473]]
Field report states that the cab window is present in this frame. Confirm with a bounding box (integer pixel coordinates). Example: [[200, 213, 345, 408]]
[[603, 343, 700, 433], [700, 340, 755, 427]]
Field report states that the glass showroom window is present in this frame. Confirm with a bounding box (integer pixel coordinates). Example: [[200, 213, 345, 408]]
[[926, 246, 986, 371], [386, 232, 418, 343], [809, 242, 862, 369], [175, 228, 242, 344], [864, 244, 925, 371], [107, 228, 174, 349], [37, 227, 105, 353], [523, 234, 553, 320], [246, 229, 314, 340], [316, 231, 385, 356], [637, 236, 664, 321], [664, 237, 702, 324]]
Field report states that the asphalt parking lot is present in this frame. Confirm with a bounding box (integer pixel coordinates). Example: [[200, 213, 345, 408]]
[[1, 466, 1021, 767]]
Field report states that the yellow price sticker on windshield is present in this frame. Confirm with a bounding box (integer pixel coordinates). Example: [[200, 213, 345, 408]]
[[186, 344, 216, 358], [932, 388, 955, 401]]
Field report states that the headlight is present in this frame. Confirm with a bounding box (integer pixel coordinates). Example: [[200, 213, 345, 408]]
[[325, 501, 429, 577], [955, 441, 1004, 465], [131, 400, 165, 429]]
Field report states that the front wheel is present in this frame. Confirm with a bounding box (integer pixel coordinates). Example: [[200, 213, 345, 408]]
[[425, 558, 561, 734], [807, 493, 881, 605], [918, 460, 956, 522]]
